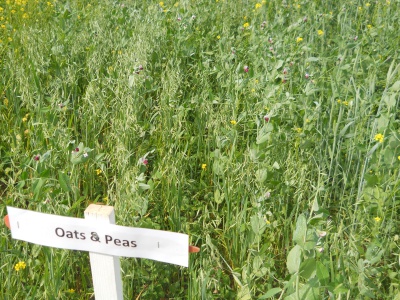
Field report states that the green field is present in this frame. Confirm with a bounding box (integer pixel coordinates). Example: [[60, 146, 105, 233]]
[[1, 0, 400, 299]]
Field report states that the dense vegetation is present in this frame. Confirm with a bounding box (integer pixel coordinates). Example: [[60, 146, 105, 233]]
[[1, 0, 399, 299]]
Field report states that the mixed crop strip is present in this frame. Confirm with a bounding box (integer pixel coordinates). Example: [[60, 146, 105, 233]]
[[0, 0, 399, 299]]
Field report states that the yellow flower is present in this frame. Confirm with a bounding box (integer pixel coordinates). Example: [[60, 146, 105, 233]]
[[67, 289, 75, 293], [366, 2, 371, 7], [398, 156, 400, 161], [295, 127, 302, 133], [337, 99, 341, 104], [367, 24, 372, 29], [374, 216, 381, 222], [201, 164, 207, 170], [243, 22, 250, 28], [255, 3, 262, 9], [317, 30, 324, 35], [266, 219, 271, 224], [296, 37, 303, 43], [95, 169, 102, 175], [217, 35, 220, 39], [342, 100, 348, 106], [14, 261, 26, 271], [159, 0, 164, 5], [230, 120, 237, 125], [4, 98, 8, 106], [374, 133, 384, 143], [174, 2, 179, 7]]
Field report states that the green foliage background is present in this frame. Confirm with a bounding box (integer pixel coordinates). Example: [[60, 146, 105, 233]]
[[1, 0, 399, 299]]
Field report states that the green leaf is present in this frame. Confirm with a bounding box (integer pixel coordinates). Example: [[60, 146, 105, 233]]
[[128, 75, 135, 87], [339, 120, 354, 138], [138, 183, 151, 190], [259, 288, 282, 299], [390, 80, 400, 92], [333, 283, 349, 294], [316, 261, 329, 285], [33, 178, 45, 201], [293, 214, 307, 246], [58, 171, 72, 192], [305, 57, 320, 62], [17, 180, 25, 190], [214, 189, 224, 204], [366, 142, 382, 157], [376, 115, 389, 132], [237, 285, 252, 300], [251, 214, 266, 235], [285, 284, 319, 300], [364, 173, 379, 187], [384, 94, 397, 109], [287, 245, 302, 274], [312, 198, 319, 212], [41, 150, 52, 161], [212, 161, 224, 175], [94, 153, 105, 162], [275, 60, 284, 70], [300, 258, 316, 280], [366, 242, 384, 265], [256, 132, 270, 144]]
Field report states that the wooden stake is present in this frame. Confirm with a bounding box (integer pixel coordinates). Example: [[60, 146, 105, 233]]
[[84, 204, 123, 300]]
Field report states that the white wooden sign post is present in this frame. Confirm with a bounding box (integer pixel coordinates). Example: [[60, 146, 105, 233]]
[[85, 205, 123, 299], [4, 205, 199, 300]]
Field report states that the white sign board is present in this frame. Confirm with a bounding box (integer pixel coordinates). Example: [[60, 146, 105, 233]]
[[7, 206, 189, 267]]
